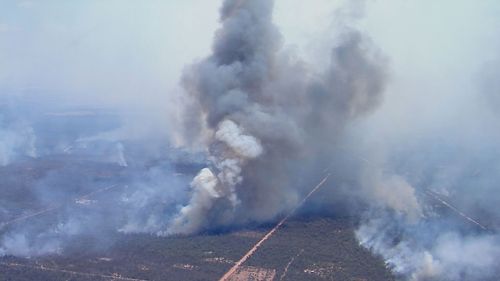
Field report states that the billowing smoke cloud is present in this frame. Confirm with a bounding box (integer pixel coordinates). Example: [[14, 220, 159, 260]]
[[168, 0, 387, 234], [352, 136, 500, 280], [166, 1, 500, 280]]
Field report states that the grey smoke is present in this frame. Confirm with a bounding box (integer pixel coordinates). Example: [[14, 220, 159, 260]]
[[169, 0, 387, 233], [169, 1, 500, 281]]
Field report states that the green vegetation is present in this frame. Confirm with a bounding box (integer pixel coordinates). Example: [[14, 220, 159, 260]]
[[0, 215, 394, 281]]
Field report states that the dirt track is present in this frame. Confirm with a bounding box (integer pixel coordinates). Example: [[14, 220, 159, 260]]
[[279, 249, 304, 281], [0, 261, 148, 281], [425, 189, 488, 230], [219, 174, 331, 281], [0, 184, 120, 230]]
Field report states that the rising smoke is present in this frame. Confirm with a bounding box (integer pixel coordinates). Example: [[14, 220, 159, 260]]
[[168, 1, 500, 280], [168, 0, 387, 234], [0, 109, 37, 166]]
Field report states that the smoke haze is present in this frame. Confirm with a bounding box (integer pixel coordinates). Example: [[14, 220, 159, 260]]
[[1, 0, 500, 280]]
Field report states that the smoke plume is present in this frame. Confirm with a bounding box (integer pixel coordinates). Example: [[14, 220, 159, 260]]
[[168, 2, 500, 280], [168, 0, 387, 234]]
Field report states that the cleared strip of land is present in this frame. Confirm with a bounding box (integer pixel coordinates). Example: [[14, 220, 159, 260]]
[[425, 189, 488, 230], [0, 184, 119, 230], [0, 261, 148, 281], [219, 174, 331, 281]]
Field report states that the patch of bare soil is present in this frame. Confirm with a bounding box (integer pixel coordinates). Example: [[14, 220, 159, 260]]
[[204, 257, 235, 264], [304, 262, 345, 278], [232, 231, 265, 239], [173, 263, 198, 271], [227, 266, 276, 281]]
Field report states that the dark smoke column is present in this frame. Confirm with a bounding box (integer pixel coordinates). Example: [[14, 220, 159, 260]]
[[167, 0, 387, 234]]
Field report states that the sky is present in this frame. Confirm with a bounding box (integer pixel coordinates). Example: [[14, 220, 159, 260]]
[[0, 0, 499, 175], [0, 0, 499, 213], [1, 0, 498, 114]]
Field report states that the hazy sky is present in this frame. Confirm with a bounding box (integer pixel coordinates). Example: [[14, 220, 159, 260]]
[[0, 0, 499, 136]]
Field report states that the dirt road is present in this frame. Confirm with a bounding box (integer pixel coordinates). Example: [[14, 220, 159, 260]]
[[219, 174, 331, 281]]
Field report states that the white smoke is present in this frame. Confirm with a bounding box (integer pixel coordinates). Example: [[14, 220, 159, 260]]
[[354, 145, 500, 280], [115, 142, 128, 167], [168, 119, 263, 234], [0, 125, 37, 166], [357, 218, 500, 281], [167, 168, 221, 234], [215, 119, 263, 159]]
